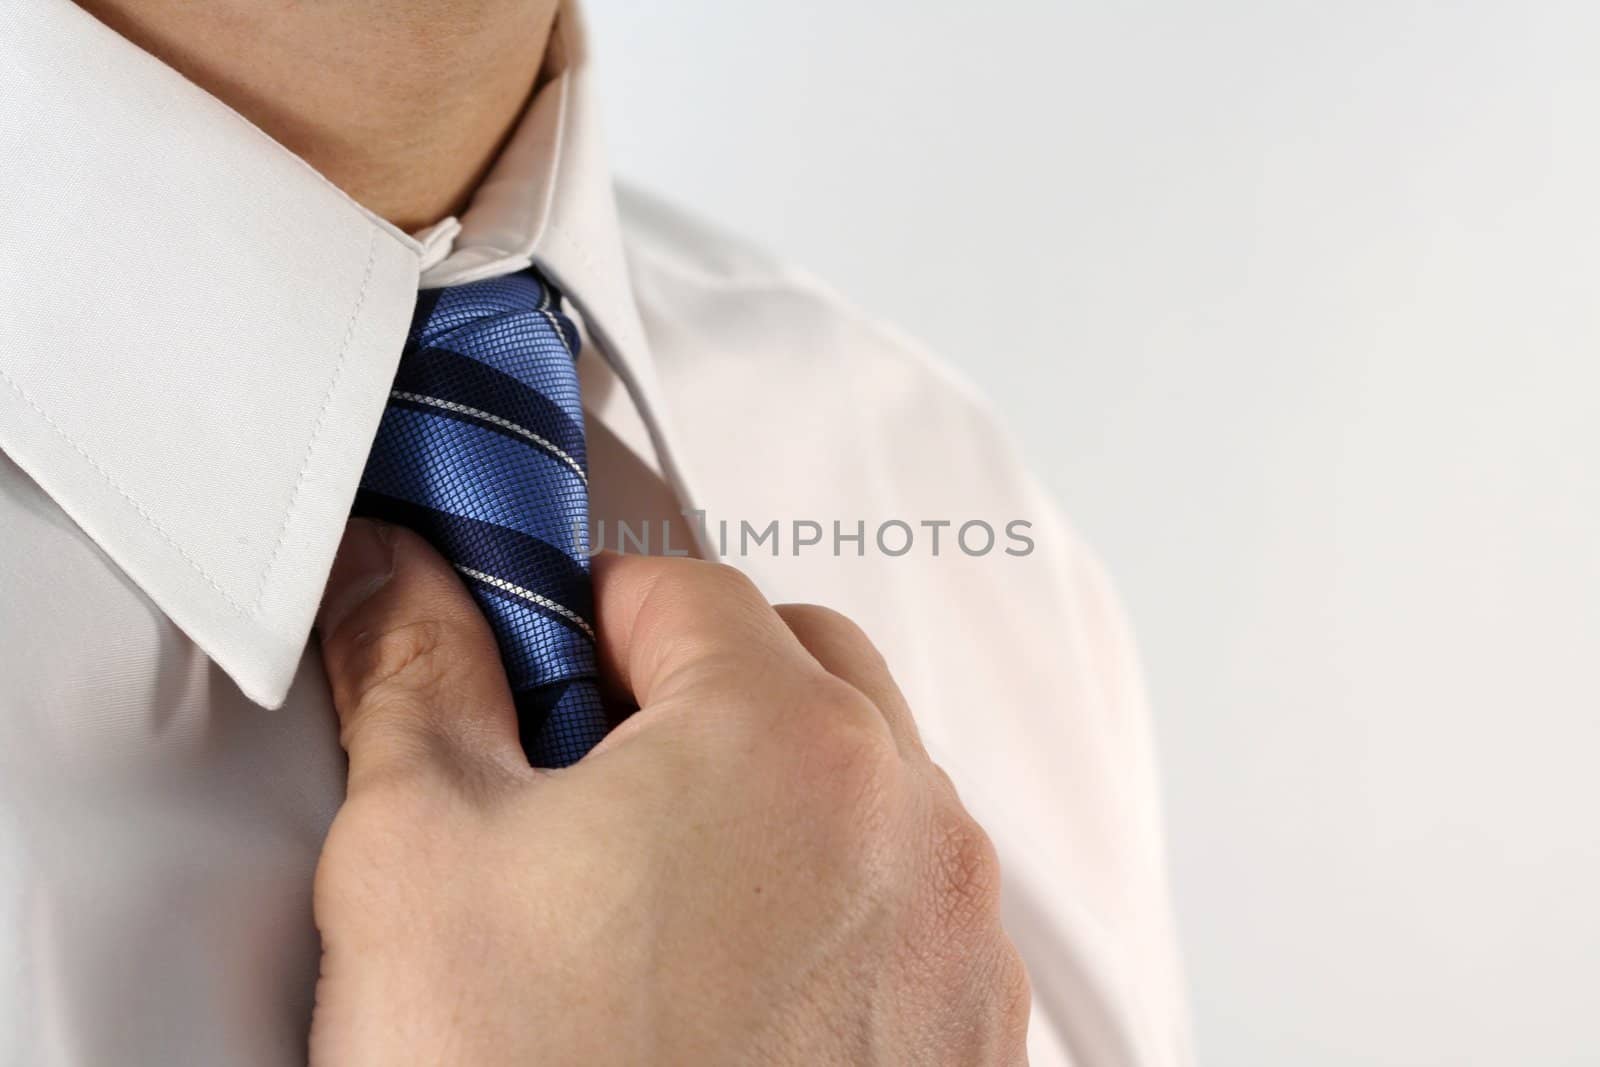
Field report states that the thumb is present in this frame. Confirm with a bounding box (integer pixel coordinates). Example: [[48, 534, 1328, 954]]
[[317, 519, 523, 792]]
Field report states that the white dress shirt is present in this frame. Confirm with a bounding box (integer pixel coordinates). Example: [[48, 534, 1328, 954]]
[[0, 1, 1191, 1064]]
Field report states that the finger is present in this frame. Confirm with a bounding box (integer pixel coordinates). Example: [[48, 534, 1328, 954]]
[[590, 553, 817, 707], [774, 603, 927, 760], [317, 519, 523, 793]]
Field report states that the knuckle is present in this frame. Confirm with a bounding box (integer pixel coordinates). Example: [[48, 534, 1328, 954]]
[[338, 618, 450, 707], [781, 601, 856, 635], [926, 761, 959, 795], [800, 666, 876, 716], [782, 603, 886, 656], [646, 558, 761, 609], [925, 802, 1005, 932], [771, 670, 902, 827], [628, 559, 770, 671], [791, 672, 898, 771], [694, 559, 766, 608]]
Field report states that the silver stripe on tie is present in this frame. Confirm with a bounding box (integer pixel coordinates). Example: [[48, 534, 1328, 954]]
[[455, 565, 597, 642], [390, 389, 588, 486]]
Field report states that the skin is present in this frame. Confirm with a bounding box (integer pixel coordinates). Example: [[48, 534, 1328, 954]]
[[74, 0, 562, 230], [313, 521, 1031, 1063]]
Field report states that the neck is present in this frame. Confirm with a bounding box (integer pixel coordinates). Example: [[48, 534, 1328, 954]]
[[77, 1, 562, 232]]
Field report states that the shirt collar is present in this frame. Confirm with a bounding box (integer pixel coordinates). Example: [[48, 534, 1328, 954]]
[[0, 0, 692, 709]]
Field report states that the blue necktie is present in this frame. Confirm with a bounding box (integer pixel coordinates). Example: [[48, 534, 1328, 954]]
[[354, 270, 607, 767]]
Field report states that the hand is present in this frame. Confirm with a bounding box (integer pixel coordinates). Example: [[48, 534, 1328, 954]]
[[308, 519, 1031, 1065]]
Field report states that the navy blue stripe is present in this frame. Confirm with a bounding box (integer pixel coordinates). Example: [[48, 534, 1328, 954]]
[[512, 676, 603, 731], [515, 683, 562, 733], [352, 490, 594, 630], [390, 345, 588, 470], [514, 677, 595, 711], [405, 288, 445, 345], [382, 396, 588, 492]]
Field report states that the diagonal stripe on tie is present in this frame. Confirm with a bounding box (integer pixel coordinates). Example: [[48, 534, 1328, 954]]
[[390, 343, 589, 471]]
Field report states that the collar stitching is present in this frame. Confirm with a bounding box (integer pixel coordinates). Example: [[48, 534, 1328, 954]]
[[248, 229, 382, 614], [0, 361, 248, 613]]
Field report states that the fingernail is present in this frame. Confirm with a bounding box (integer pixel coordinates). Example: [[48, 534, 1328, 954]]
[[317, 519, 395, 635]]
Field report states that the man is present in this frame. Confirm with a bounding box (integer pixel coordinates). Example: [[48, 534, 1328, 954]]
[[0, 0, 1191, 1063]]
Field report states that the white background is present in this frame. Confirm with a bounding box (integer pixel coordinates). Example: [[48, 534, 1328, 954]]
[[586, 2, 1600, 1064]]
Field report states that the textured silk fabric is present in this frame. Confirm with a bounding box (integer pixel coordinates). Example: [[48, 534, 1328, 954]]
[[355, 272, 608, 767], [0, 2, 1193, 1065]]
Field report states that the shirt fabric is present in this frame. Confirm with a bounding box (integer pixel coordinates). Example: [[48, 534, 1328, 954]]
[[0, 1, 1192, 1064]]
